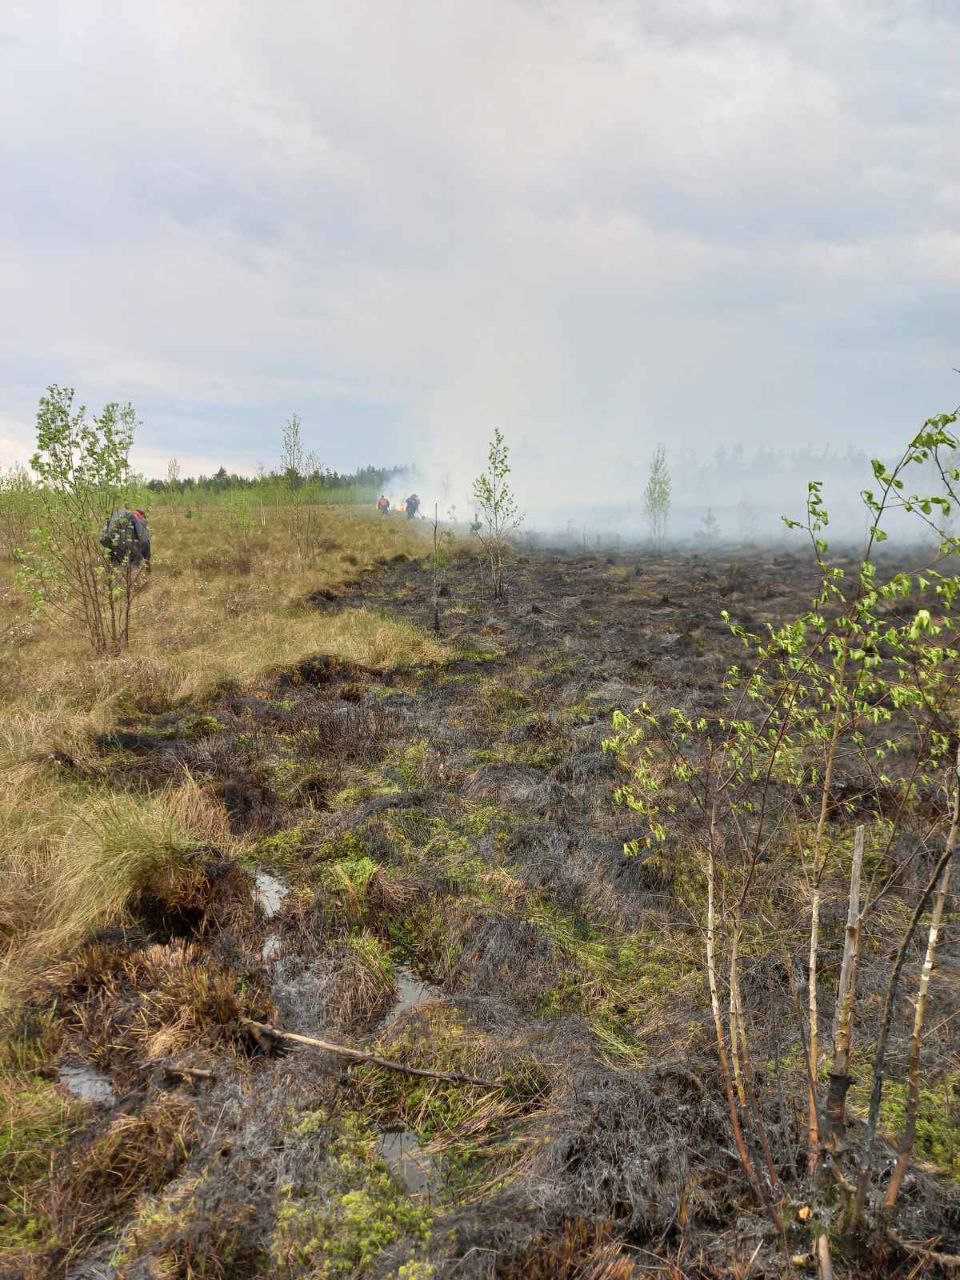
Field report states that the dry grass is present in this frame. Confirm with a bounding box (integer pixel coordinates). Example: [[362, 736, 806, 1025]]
[[50, 1095, 196, 1266], [0, 504, 446, 1009], [0, 773, 238, 1007], [52, 939, 275, 1068], [0, 505, 441, 769]]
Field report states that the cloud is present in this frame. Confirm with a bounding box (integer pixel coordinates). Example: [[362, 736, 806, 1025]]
[[0, 0, 957, 523]]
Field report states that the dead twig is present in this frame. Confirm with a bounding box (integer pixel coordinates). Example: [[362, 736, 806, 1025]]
[[240, 1017, 501, 1089]]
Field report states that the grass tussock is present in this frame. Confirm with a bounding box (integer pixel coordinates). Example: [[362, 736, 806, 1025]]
[[50, 1096, 196, 1267], [0, 1076, 83, 1258], [0, 773, 237, 1006], [50, 939, 275, 1069]]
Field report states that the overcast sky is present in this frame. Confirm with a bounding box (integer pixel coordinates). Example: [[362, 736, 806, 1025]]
[[1, 1, 958, 493]]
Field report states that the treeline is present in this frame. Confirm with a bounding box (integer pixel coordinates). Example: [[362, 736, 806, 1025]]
[[143, 462, 408, 495]]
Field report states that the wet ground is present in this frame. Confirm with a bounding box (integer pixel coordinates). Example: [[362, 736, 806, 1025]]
[[28, 547, 960, 1278]]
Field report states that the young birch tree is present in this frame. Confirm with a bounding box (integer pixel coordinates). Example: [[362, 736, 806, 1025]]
[[472, 429, 523, 602], [18, 385, 141, 654], [643, 445, 671, 550]]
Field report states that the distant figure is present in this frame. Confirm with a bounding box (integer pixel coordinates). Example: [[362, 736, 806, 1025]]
[[377, 495, 390, 515], [405, 493, 421, 520], [101, 509, 151, 571]]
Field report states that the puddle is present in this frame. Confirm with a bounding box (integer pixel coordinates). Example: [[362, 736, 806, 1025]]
[[254, 870, 289, 920], [377, 1130, 440, 1197], [58, 1062, 115, 1106], [382, 967, 442, 1029]]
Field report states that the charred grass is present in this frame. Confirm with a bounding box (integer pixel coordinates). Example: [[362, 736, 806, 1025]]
[[5, 534, 960, 1276]]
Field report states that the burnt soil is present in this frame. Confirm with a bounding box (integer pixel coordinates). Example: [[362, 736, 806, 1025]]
[[25, 548, 960, 1279]]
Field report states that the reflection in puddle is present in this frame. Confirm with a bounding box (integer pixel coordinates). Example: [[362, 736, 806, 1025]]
[[383, 967, 442, 1029], [58, 1062, 115, 1105], [254, 871, 289, 920], [377, 1129, 439, 1197]]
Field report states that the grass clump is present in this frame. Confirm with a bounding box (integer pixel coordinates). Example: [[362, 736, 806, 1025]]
[[0, 773, 236, 1006], [529, 902, 691, 1064]]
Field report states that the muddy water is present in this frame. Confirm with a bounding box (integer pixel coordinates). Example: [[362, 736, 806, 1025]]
[[58, 1062, 115, 1105], [382, 967, 442, 1029], [254, 870, 289, 919], [376, 1130, 440, 1197], [255, 870, 290, 961], [374, 968, 445, 1195]]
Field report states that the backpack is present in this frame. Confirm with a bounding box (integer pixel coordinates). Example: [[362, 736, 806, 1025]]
[[101, 511, 139, 563]]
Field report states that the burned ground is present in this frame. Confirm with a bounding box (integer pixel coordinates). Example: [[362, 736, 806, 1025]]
[[8, 547, 960, 1278]]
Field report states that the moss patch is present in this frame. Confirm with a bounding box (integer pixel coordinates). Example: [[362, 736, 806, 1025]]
[[269, 1113, 432, 1278]]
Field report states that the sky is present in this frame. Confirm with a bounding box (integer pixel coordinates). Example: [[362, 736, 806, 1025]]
[[0, 1, 958, 511]]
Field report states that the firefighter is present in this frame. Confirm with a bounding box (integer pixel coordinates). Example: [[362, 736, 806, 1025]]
[[101, 509, 151, 571]]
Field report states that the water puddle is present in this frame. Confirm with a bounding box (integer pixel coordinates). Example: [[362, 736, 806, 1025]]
[[58, 1062, 115, 1106], [254, 870, 289, 920], [261, 934, 282, 962], [382, 967, 442, 1029], [377, 1130, 440, 1197]]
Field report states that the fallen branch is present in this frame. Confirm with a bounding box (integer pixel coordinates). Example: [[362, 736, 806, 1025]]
[[241, 1017, 501, 1089], [888, 1228, 960, 1271]]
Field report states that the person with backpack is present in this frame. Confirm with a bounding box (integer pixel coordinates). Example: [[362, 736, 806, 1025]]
[[377, 495, 390, 515], [101, 509, 151, 571], [405, 493, 421, 520]]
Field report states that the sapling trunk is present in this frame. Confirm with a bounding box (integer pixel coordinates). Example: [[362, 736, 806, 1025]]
[[823, 824, 865, 1148], [729, 924, 747, 1110], [705, 822, 768, 1215], [882, 768, 960, 1213], [807, 647, 849, 1173], [852, 746, 960, 1223]]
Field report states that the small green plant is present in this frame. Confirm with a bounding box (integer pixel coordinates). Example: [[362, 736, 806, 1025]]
[[643, 444, 671, 551], [17, 385, 142, 654], [472, 429, 523, 602]]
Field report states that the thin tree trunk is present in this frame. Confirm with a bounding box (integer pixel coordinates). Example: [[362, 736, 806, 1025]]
[[807, 654, 849, 1173], [705, 827, 766, 1211], [824, 825, 865, 1149], [852, 746, 960, 1223], [729, 924, 747, 1110], [808, 884, 822, 1171], [882, 778, 960, 1213]]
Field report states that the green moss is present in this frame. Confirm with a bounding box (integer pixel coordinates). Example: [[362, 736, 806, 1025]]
[[469, 742, 559, 769], [180, 712, 225, 740], [482, 683, 531, 723], [0, 1077, 82, 1253], [332, 776, 402, 809], [270, 1114, 432, 1278], [393, 1262, 437, 1279], [249, 825, 307, 871], [850, 1073, 960, 1180]]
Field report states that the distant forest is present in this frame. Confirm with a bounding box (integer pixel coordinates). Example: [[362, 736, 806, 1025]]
[[142, 462, 408, 494]]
